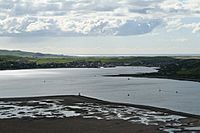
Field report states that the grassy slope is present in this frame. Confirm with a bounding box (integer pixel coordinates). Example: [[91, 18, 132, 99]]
[[0, 49, 67, 58], [32, 56, 177, 65], [0, 50, 34, 57]]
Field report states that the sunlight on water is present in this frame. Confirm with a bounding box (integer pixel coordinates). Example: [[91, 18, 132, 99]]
[[0, 67, 199, 115]]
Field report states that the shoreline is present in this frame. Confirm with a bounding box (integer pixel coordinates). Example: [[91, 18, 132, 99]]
[[105, 73, 200, 83], [0, 66, 114, 71]]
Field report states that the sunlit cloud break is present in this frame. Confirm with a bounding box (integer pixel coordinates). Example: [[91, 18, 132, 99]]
[[0, 0, 199, 36]]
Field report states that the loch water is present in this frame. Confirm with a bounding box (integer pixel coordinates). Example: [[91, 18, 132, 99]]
[[0, 67, 200, 115]]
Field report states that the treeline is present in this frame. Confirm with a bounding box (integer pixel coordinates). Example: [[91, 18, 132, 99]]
[[0, 55, 118, 70], [158, 59, 200, 79], [0, 55, 180, 70], [0, 60, 112, 70]]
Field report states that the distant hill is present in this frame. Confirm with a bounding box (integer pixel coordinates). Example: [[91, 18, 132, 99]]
[[0, 49, 68, 58]]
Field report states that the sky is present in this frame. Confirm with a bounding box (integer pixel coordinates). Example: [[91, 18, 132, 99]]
[[0, 0, 199, 55]]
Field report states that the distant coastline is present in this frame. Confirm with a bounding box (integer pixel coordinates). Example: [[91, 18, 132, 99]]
[[105, 73, 200, 83], [76, 54, 200, 57], [0, 49, 200, 83]]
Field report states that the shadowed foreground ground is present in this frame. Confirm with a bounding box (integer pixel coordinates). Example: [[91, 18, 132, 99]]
[[0, 118, 162, 133]]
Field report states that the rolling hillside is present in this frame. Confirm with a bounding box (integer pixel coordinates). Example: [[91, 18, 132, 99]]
[[0, 49, 68, 58]]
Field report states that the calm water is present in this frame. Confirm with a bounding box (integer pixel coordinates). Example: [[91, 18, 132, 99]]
[[0, 67, 200, 115]]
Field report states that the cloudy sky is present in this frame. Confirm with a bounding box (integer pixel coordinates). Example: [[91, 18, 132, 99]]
[[0, 0, 199, 55]]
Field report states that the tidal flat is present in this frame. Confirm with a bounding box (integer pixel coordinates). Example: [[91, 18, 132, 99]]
[[0, 95, 200, 133]]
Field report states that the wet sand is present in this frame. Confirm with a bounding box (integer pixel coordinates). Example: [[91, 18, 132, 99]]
[[0, 95, 200, 133]]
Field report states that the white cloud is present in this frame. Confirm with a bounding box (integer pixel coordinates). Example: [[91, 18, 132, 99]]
[[159, 0, 184, 12], [182, 23, 200, 33], [26, 21, 51, 32], [0, 0, 199, 36], [185, 0, 200, 13]]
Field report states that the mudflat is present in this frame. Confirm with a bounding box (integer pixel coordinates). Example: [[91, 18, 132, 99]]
[[0, 95, 200, 133]]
